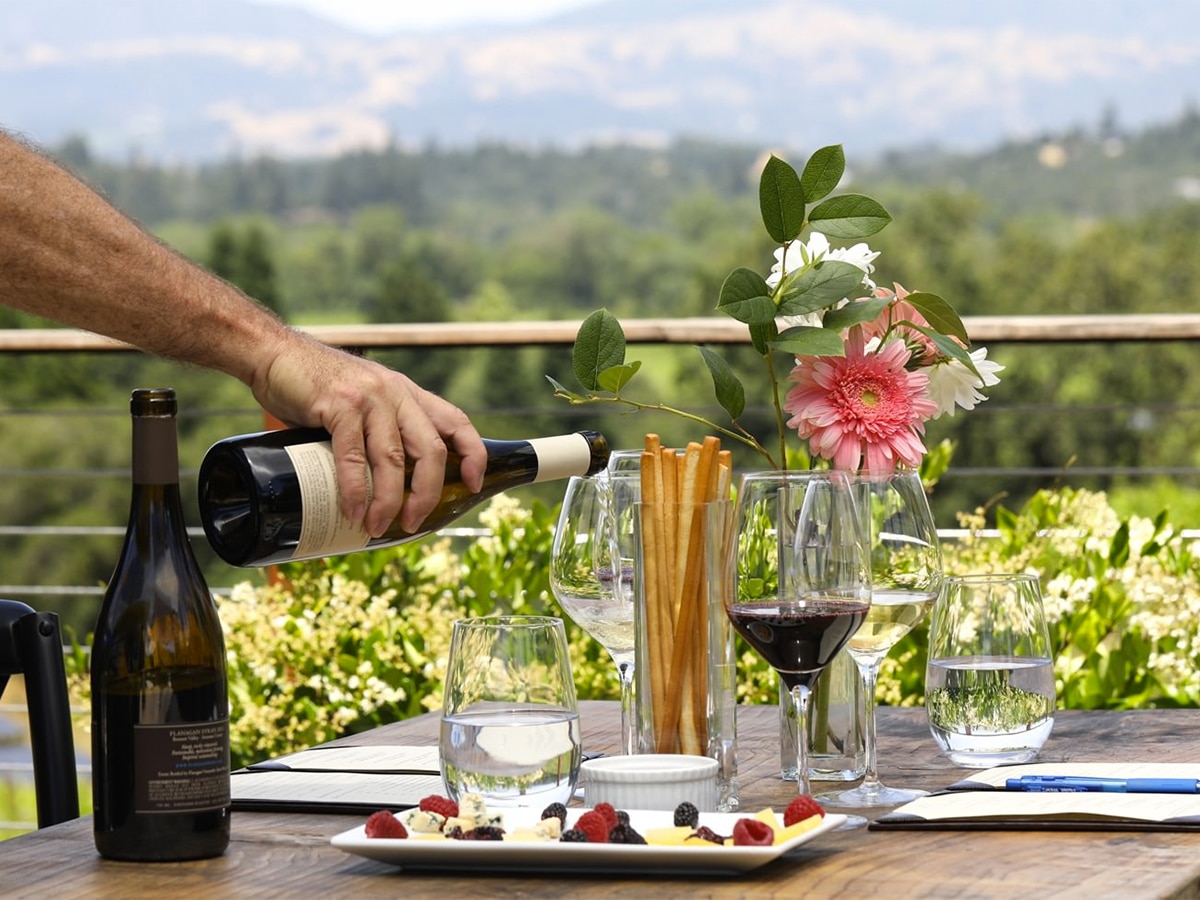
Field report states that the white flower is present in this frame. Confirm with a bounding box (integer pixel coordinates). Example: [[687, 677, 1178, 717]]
[[767, 231, 880, 290], [927, 346, 1004, 418], [769, 232, 880, 332]]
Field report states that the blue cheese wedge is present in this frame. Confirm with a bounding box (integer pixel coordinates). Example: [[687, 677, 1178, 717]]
[[401, 809, 446, 834]]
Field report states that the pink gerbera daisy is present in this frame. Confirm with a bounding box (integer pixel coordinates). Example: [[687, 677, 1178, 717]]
[[784, 326, 939, 473]]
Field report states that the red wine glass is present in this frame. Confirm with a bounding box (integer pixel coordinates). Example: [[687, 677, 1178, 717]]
[[724, 471, 871, 802]]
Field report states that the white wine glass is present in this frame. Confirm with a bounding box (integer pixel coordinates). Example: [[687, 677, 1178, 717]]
[[550, 474, 637, 755], [818, 470, 944, 810]]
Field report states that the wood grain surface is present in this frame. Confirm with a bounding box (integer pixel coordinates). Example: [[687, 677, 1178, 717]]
[[5, 703, 1200, 899]]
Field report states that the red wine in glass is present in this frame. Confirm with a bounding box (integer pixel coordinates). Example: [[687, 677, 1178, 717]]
[[727, 597, 870, 687]]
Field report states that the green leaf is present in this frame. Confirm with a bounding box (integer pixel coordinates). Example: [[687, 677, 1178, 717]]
[[1109, 521, 1131, 568], [903, 291, 969, 343], [776, 260, 867, 316], [809, 194, 892, 239], [698, 347, 746, 419], [800, 145, 845, 203], [544, 375, 584, 401], [572, 309, 626, 391], [718, 267, 776, 325], [749, 319, 778, 355], [822, 297, 890, 331], [772, 326, 848, 357], [597, 361, 641, 394], [758, 155, 806, 244], [905, 324, 978, 373]]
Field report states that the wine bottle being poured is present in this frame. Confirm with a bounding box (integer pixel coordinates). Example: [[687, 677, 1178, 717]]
[[197, 428, 610, 567]]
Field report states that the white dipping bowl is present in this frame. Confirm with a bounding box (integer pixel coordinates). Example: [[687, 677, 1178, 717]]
[[580, 754, 719, 812]]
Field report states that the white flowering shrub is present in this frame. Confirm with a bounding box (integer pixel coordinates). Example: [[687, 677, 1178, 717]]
[[883, 485, 1200, 711]]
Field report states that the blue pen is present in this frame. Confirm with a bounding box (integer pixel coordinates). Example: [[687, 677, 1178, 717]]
[[1006, 775, 1200, 794]]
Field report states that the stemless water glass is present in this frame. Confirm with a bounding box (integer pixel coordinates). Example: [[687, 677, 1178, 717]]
[[550, 474, 637, 755], [725, 471, 871, 806], [926, 573, 1056, 767], [440, 615, 581, 806]]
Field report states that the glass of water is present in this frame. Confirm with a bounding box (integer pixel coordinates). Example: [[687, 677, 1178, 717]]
[[440, 615, 581, 806], [925, 573, 1056, 767]]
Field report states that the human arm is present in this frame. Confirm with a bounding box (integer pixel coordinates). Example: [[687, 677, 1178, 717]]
[[0, 130, 485, 535]]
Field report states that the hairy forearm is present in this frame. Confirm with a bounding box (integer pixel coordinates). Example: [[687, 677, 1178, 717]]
[[0, 130, 286, 387]]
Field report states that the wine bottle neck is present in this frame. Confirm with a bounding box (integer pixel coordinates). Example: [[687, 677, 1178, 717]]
[[132, 415, 180, 486]]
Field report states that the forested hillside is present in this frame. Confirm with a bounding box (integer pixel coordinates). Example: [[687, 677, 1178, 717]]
[[4, 111, 1200, 628]]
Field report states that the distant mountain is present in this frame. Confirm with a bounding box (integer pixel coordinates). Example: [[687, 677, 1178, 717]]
[[2, 0, 1198, 162]]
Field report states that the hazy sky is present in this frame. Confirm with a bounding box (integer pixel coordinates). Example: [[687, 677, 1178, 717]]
[[251, 0, 601, 34]]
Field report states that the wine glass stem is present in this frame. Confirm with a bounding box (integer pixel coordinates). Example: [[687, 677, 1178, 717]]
[[617, 660, 636, 756], [857, 657, 882, 794], [790, 682, 813, 797]]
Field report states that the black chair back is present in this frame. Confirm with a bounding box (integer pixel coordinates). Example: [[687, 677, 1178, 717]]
[[0, 599, 79, 827]]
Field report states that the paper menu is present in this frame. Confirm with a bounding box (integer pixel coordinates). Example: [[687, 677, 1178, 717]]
[[231, 744, 443, 814], [871, 762, 1200, 832], [245, 744, 440, 774]]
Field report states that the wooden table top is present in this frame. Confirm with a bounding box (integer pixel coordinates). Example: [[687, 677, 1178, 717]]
[[5, 702, 1200, 898]]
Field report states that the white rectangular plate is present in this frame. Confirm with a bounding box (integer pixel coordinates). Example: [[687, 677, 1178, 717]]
[[331, 807, 845, 876]]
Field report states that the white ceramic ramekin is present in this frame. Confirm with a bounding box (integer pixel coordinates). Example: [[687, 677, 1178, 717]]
[[580, 754, 719, 812]]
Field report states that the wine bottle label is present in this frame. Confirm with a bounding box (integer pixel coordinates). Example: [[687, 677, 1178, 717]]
[[528, 433, 594, 483], [285, 441, 371, 558], [133, 719, 231, 813]]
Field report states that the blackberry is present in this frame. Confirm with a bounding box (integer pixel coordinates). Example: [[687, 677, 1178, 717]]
[[608, 823, 647, 845], [673, 801, 700, 828], [616, 810, 631, 827], [560, 828, 590, 842], [462, 825, 505, 841], [540, 802, 568, 826]]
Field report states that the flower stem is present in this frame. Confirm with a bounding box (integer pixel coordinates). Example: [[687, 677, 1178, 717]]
[[560, 393, 778, 467]]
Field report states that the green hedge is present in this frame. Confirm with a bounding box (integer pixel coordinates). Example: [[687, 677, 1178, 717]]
[[63, 481, 1200, 770]]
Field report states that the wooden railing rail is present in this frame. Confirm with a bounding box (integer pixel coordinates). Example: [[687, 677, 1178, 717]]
[[2, 313, 1200, 354]]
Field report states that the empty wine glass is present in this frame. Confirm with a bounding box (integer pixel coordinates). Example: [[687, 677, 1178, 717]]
[[818, 470, 943, 810], [550, 474, 637, 754], [724, 471, 871, 805]]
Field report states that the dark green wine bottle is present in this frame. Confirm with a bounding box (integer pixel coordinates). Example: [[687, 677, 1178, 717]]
[[197, 428, 610, 567], [92, 388, 230, 861]]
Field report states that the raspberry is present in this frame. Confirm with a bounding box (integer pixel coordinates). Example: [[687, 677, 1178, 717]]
[[574, 810, 610, 844], [732, 818, 774, 847], [673, 801, 700, 828], [560, 828, 589, 842], [592, 802, 619, 830], [364, 810, 408, 839], [540, 802, 568, 826], [608, 823, 647, 845], [462, 825, 505, 841], [418, 795, 459, 820], [783, 795, 825, 827]]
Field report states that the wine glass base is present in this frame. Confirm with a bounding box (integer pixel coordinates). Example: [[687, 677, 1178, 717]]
[[831, 813, 869, 831], [816, 784, 928, 809]]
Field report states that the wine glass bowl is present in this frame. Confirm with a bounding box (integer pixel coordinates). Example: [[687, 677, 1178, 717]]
[[725, 471, 872, 801], [818, 470, 944, 810], [549, 474, 637, 754]]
